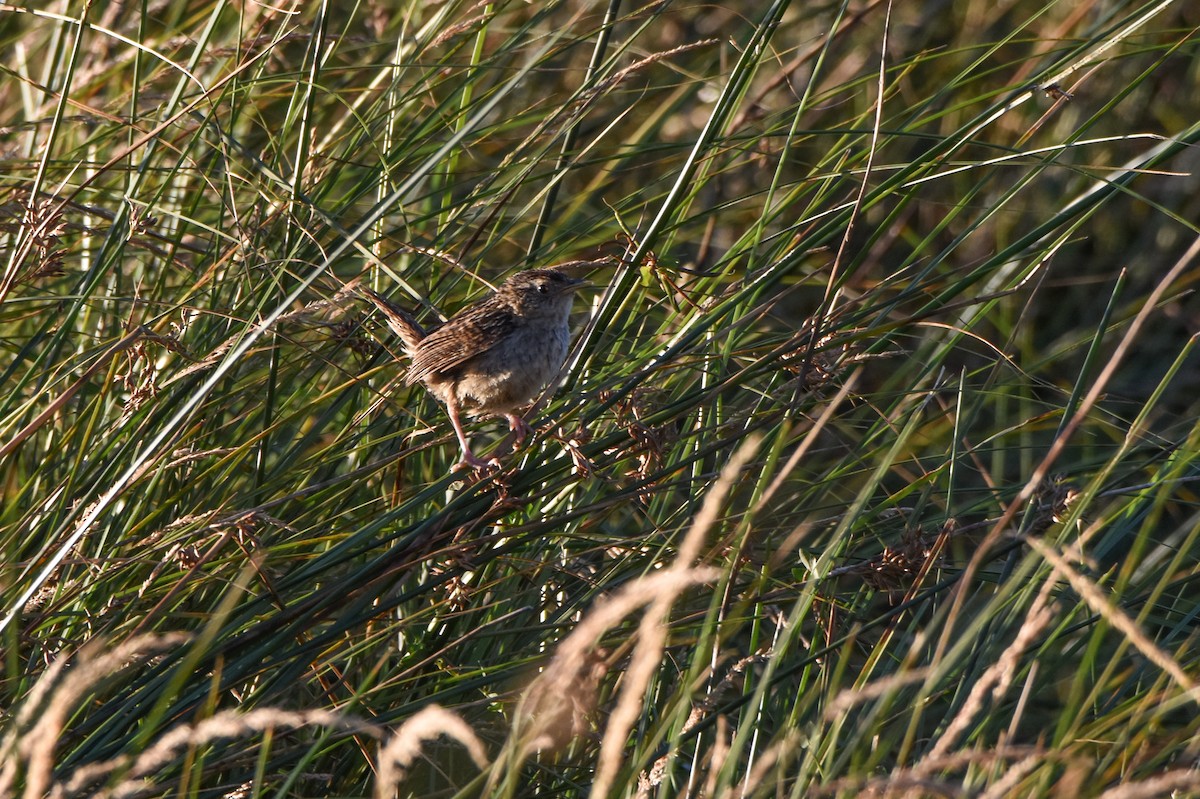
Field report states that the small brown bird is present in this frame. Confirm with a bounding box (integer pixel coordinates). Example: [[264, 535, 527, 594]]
[[364, 264, 596, 470]]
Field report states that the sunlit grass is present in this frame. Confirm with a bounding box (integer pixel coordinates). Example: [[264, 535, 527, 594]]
[[1, 1, 1198, 797]]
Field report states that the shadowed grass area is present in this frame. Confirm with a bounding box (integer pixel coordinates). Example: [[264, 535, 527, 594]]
[[1, 1, 1198, 797]]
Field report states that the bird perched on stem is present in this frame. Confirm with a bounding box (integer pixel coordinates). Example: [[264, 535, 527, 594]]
[[363, 262, 599, 471]]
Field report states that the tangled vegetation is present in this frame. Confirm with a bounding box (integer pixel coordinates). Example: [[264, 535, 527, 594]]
[[2, 1, 1198, 797]]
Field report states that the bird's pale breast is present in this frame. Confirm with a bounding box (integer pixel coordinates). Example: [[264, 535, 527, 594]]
[[451, 316, 571, 415]]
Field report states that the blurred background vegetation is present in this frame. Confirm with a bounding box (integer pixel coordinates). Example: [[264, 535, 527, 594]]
[[1, 0, 1198, 797]]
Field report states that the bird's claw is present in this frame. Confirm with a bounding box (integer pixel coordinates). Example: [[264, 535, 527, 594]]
[[505, 414, 533, 446], [453, 452, 500, 472]]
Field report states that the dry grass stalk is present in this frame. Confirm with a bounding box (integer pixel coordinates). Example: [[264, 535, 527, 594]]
[[924, 596, 1057, 763], [823, 668, 933, 721], [977, 751, 1047, 799], [0, 653, 70, 796], [516, 648, 609, 756], [74, 708, 382, 799], [1095, 768, 1200, 799], [591, 438, 758, 797], [638, 650, 771, 796], [1025, 535, 1199, 704], [813, 747, 1045, 798], [3, 634, 190, 799], [716, 731, 796, 799], [375, 705, 488, 798], [512, 567, 720, 760]]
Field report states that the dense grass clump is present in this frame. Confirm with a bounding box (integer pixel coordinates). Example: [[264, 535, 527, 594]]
[[2, 1, 1198, 797]]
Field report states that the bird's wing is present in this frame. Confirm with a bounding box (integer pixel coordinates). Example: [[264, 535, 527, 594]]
[[406, 303, 520, 385]]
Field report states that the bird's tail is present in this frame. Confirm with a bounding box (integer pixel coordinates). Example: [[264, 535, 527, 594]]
[[361, 288, 426, 355]]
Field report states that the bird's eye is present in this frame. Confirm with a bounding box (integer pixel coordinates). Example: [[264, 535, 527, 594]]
[[537, 283, 549, 294]]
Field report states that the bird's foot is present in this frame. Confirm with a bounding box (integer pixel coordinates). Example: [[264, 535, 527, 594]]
[[452, 451, 501, 473], [505, 413, 533, 446]]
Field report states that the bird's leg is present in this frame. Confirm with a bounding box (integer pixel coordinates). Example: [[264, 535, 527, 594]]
[[505, 413, 533, 446], [444, 399, 493, 471]]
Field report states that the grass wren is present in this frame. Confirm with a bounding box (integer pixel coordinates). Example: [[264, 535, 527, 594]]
[[364, 262, 598, 470]]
